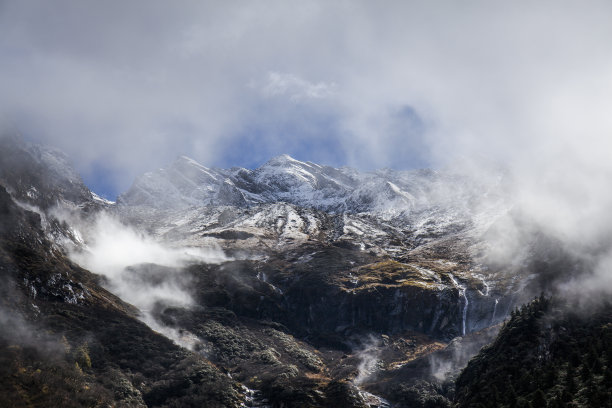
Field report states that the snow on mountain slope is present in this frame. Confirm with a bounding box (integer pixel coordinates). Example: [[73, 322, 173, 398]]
[[118, 154, 508, 227]]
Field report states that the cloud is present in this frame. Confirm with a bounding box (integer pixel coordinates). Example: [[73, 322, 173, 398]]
[[65, 211, 227, 348], [353, 335, 382, 385], [70, 213, 226, 278], [257, 71, 337, 101]]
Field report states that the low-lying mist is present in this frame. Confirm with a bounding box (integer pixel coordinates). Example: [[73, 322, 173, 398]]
[[0, 305, 66, 355], [475, 156, 612, 307], [65, 212, 228, 348], [353, 335, 382, 386]]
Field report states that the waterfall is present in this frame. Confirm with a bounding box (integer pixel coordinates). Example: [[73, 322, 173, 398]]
[[461, 290, 469, 335], [449, 273, 469, 336], [473, 273, 490, 296], [257, 270, 283, 294], [240, 385, 271, 408], [492, 298, 499, 322]]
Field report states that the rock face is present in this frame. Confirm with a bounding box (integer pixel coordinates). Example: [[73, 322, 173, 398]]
[[1, 135, 548, 407], [184, 257, 464, 344], [279, 259, 464, 340]]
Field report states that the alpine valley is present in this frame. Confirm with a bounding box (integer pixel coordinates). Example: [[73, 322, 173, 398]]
[[1, 133, 610, 408]]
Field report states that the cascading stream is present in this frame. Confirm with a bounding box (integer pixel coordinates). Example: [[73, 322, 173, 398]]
[[492, 298, 499, 322], [449, 273, 469, 336]]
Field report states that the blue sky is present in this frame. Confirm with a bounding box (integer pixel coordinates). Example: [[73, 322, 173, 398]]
[[2, 1, 612, 200]]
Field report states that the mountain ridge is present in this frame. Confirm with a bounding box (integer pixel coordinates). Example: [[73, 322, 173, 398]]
[[118, 153, 453, 215]]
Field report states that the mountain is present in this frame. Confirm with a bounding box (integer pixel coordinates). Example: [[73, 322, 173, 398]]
[[116, 152, 510, 264], [118, 152, 499, 219], [1, 134, 582, 407]]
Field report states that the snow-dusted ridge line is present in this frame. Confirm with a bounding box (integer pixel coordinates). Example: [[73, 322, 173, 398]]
[[92, 192, 115, 205], [118, 154, 508, 226]]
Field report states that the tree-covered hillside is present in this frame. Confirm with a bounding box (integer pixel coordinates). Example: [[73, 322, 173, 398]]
[[455, 296, 612, 407]]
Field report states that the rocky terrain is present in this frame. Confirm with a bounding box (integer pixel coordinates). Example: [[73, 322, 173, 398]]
[[0, 134, 563, 407]]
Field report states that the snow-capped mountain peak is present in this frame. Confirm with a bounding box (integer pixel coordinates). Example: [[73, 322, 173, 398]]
[[262, 153, 302, 166], [116, 153, 507, 233]]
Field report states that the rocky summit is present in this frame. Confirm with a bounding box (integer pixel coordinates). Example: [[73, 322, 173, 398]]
[[0, 134, 590, 407]]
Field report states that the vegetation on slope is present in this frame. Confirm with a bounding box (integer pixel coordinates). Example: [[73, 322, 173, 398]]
[[455, 295, 612, 407]]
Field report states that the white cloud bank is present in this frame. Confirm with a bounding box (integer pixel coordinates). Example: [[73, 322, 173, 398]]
[[1, 1, 610, 190]]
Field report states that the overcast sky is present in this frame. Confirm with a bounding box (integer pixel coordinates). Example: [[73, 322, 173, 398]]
[[1, 1, 612, 199]]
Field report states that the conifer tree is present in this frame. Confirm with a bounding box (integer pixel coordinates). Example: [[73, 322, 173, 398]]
[[531, 389, 547, 408]]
